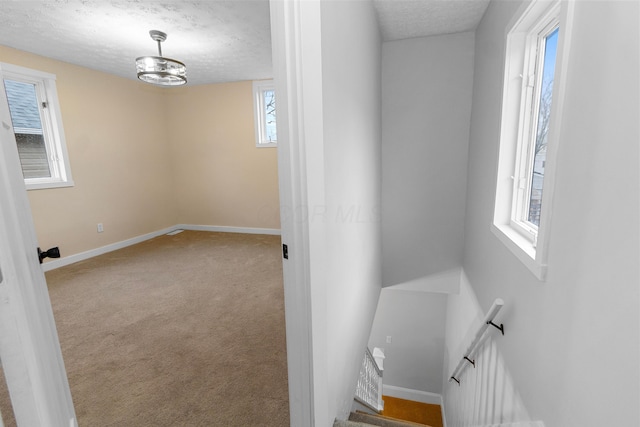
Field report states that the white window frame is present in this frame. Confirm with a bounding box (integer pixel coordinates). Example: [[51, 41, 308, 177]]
[[252, 79, 277, 148], [0, 62, 74, 190], [492, 0, 574, 280], [511, 12, 558, 240]]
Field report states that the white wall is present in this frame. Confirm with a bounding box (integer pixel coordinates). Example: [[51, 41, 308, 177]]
[[268, 0, 382, 422], [369, 289, 447, 393], [444, 1, 640, 426], [320, 0, 383, 420], [381, 32, 474, 288], [374, 32, 475, 400]]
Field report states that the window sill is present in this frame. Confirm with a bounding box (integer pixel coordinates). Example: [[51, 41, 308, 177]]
[[256, 142, 277, 148], [491, 223, 547, 281], [26, 179, 74, 191]]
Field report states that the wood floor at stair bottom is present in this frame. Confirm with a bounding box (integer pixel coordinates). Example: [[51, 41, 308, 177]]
[[381, 395, 443, 427]]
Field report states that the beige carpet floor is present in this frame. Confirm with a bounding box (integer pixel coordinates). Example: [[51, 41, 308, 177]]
[[0, 230, 289, 426]]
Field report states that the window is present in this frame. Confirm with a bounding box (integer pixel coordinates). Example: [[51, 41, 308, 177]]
[[492, 0, 574, 280], [512, 22, 559, 234], [1, 63, 73, 190], [253, 80, 277, 147]]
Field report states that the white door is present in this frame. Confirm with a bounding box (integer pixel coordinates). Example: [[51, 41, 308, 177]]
[[0, 77, 76, 426]]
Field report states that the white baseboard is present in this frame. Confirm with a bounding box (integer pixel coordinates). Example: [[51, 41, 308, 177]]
[[351, 399, 377, 416], [441, 396, 448, 427], [41, 226, 176, 272], [42, 224, 282, 272], [177, 224, 281, 236]]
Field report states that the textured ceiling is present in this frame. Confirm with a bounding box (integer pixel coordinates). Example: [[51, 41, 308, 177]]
[[0, 1, 489, 87], [373, 0, 490, 41], [0, 1, 273, 86]]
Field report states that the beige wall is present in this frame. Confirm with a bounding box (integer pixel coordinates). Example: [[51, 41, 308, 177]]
[[167, 82, 280, 229], [0, 46, 280, 261]]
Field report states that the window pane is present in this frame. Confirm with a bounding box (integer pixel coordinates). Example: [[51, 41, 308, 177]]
[[4, 79, 51, 178], [528, 27, 559, 226], [16, 133, 50, 178], [264, 89, 277, 143]]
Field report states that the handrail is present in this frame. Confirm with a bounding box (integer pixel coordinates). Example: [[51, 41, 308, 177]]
[[449, 298, 505, 385]]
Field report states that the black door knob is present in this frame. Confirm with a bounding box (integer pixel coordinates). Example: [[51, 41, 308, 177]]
[[38, 247, 60, 264]]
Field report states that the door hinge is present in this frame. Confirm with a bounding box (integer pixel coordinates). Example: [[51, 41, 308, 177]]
[[282, 244, 288, 260]]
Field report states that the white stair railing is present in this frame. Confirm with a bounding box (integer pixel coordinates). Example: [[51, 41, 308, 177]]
[[449, 298, 505, 386], [354, 347, 384, 413]]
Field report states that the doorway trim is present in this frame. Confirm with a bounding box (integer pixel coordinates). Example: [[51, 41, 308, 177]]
[[270, 0, 327, 425]]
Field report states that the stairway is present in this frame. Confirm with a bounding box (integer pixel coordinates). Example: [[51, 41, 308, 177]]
[[345, 410, 432, 426], [334, 394, 443, 427]]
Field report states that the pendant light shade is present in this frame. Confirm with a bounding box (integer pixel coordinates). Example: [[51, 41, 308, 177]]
[[136, 30, 187, 86]]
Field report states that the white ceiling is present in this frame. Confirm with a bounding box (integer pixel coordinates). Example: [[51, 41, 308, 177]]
[[0, 0, 489, 86], [374, 0, 490, 41]]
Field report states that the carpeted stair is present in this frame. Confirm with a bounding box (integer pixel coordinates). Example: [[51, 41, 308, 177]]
[[334, 420, 374, 427], [333, 410, 432, 427]]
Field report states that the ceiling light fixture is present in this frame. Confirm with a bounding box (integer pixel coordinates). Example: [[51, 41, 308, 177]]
[[135, 30, 187, 86]]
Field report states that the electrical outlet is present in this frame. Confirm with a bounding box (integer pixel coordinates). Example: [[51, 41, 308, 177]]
[[97, 223, 104, 233], [386, 336, 392, 344]]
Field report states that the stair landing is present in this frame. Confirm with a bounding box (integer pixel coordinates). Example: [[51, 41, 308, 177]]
[[380, 395, 443, 427]]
